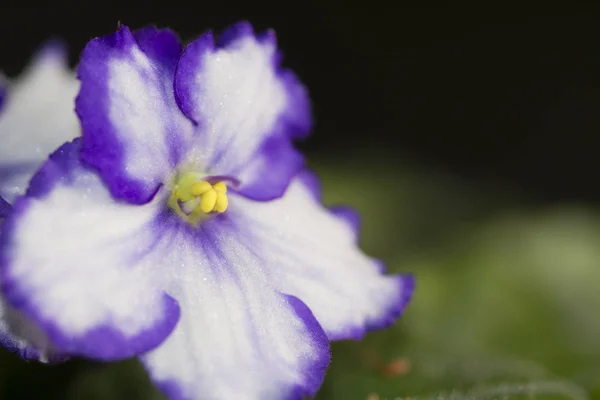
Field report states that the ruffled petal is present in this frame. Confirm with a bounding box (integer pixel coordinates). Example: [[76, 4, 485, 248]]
[[175, 21, 311, 201], [231, 133, 304, 200], [77, 24, 193, 205], [0, 40, 79, 204], [141, 218, 329, 400], [226, 172, 415, 340], [0, 140, 180, 360], [0, 220, 55, 361]]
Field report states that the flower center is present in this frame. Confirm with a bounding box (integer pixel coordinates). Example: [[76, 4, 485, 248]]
[[168, 172, 229, 225]]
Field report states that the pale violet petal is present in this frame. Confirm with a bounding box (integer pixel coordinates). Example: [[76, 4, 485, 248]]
[[0, 41, 79, 204], [0, 140, 180, 360]]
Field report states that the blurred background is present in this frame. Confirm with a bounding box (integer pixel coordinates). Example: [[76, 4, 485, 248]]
[[1, 5, 600, 399]]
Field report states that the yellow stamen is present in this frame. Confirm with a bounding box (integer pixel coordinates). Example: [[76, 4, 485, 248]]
[[169, 174, 229, 225], [191, 181, 212, 196], [198, 188, 217, 213], [214, 192, 229, 213], [213, 181, 227, 193]]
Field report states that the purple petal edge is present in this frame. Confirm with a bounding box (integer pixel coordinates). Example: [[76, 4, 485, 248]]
[[23, 139, 81, 198], [220, 21, 313, 197], [133, 26, 181, 73], [77, 24, 182, 205], [175, 21, 312, 202], [283, 294, 330, 399], [328, 274, 416, 341], [233, 134, 305, 201], [150, 378, 185, 400], [40, 295, 179, 361], [173, 31, 214, 126], [0, 139, 181, 360], [76, 24, 155, 205], [295, 170, 415, 341], [1, 215, 181, 361], [3, 267, 180, 360], [0, 196, 10, 218], [215, 20, 255, 48], [216, 21, 312, 138], [148, 294, 330, 400]]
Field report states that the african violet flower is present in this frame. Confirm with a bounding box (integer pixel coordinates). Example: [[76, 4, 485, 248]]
[[0, 23, 414, 399], [0, 41, 79, 361]]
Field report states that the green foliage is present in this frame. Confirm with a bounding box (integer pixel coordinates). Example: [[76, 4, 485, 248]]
[[316, 160, 600, 400]]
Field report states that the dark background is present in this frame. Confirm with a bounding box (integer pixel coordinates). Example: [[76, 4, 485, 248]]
[[1, 5, 599, 204]]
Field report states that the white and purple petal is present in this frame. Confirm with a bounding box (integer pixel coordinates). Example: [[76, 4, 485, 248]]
[[226, 172, 415, 340], [0, 40, 79, 204], [0, 140, 180, 360], [142, 215, 329, 400], [175, 21, 311, 201], [77, 24, 194, 205]]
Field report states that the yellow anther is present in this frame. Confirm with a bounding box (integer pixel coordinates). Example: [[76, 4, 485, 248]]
[[198, 188, 217, 213], [170, 173, 229, 225], [191, 181, 212, 196], [213, 181, 227, 193], [214, 192, 229, 212]]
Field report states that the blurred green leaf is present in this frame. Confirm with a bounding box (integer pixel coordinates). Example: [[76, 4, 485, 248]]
[[318, 205, 600, 400], [66, 359, 165, 400], [312, 157, 510, 262], [0, 350, 83, 399]]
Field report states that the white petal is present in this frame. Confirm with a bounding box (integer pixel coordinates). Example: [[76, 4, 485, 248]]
[[142, 224, 329, 400], [175, 22, 310, 200], [1, 141, 179, 360], [0, 43, 79, 203], [76, 25, 194, 204], [227, 174, 414, 340]]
